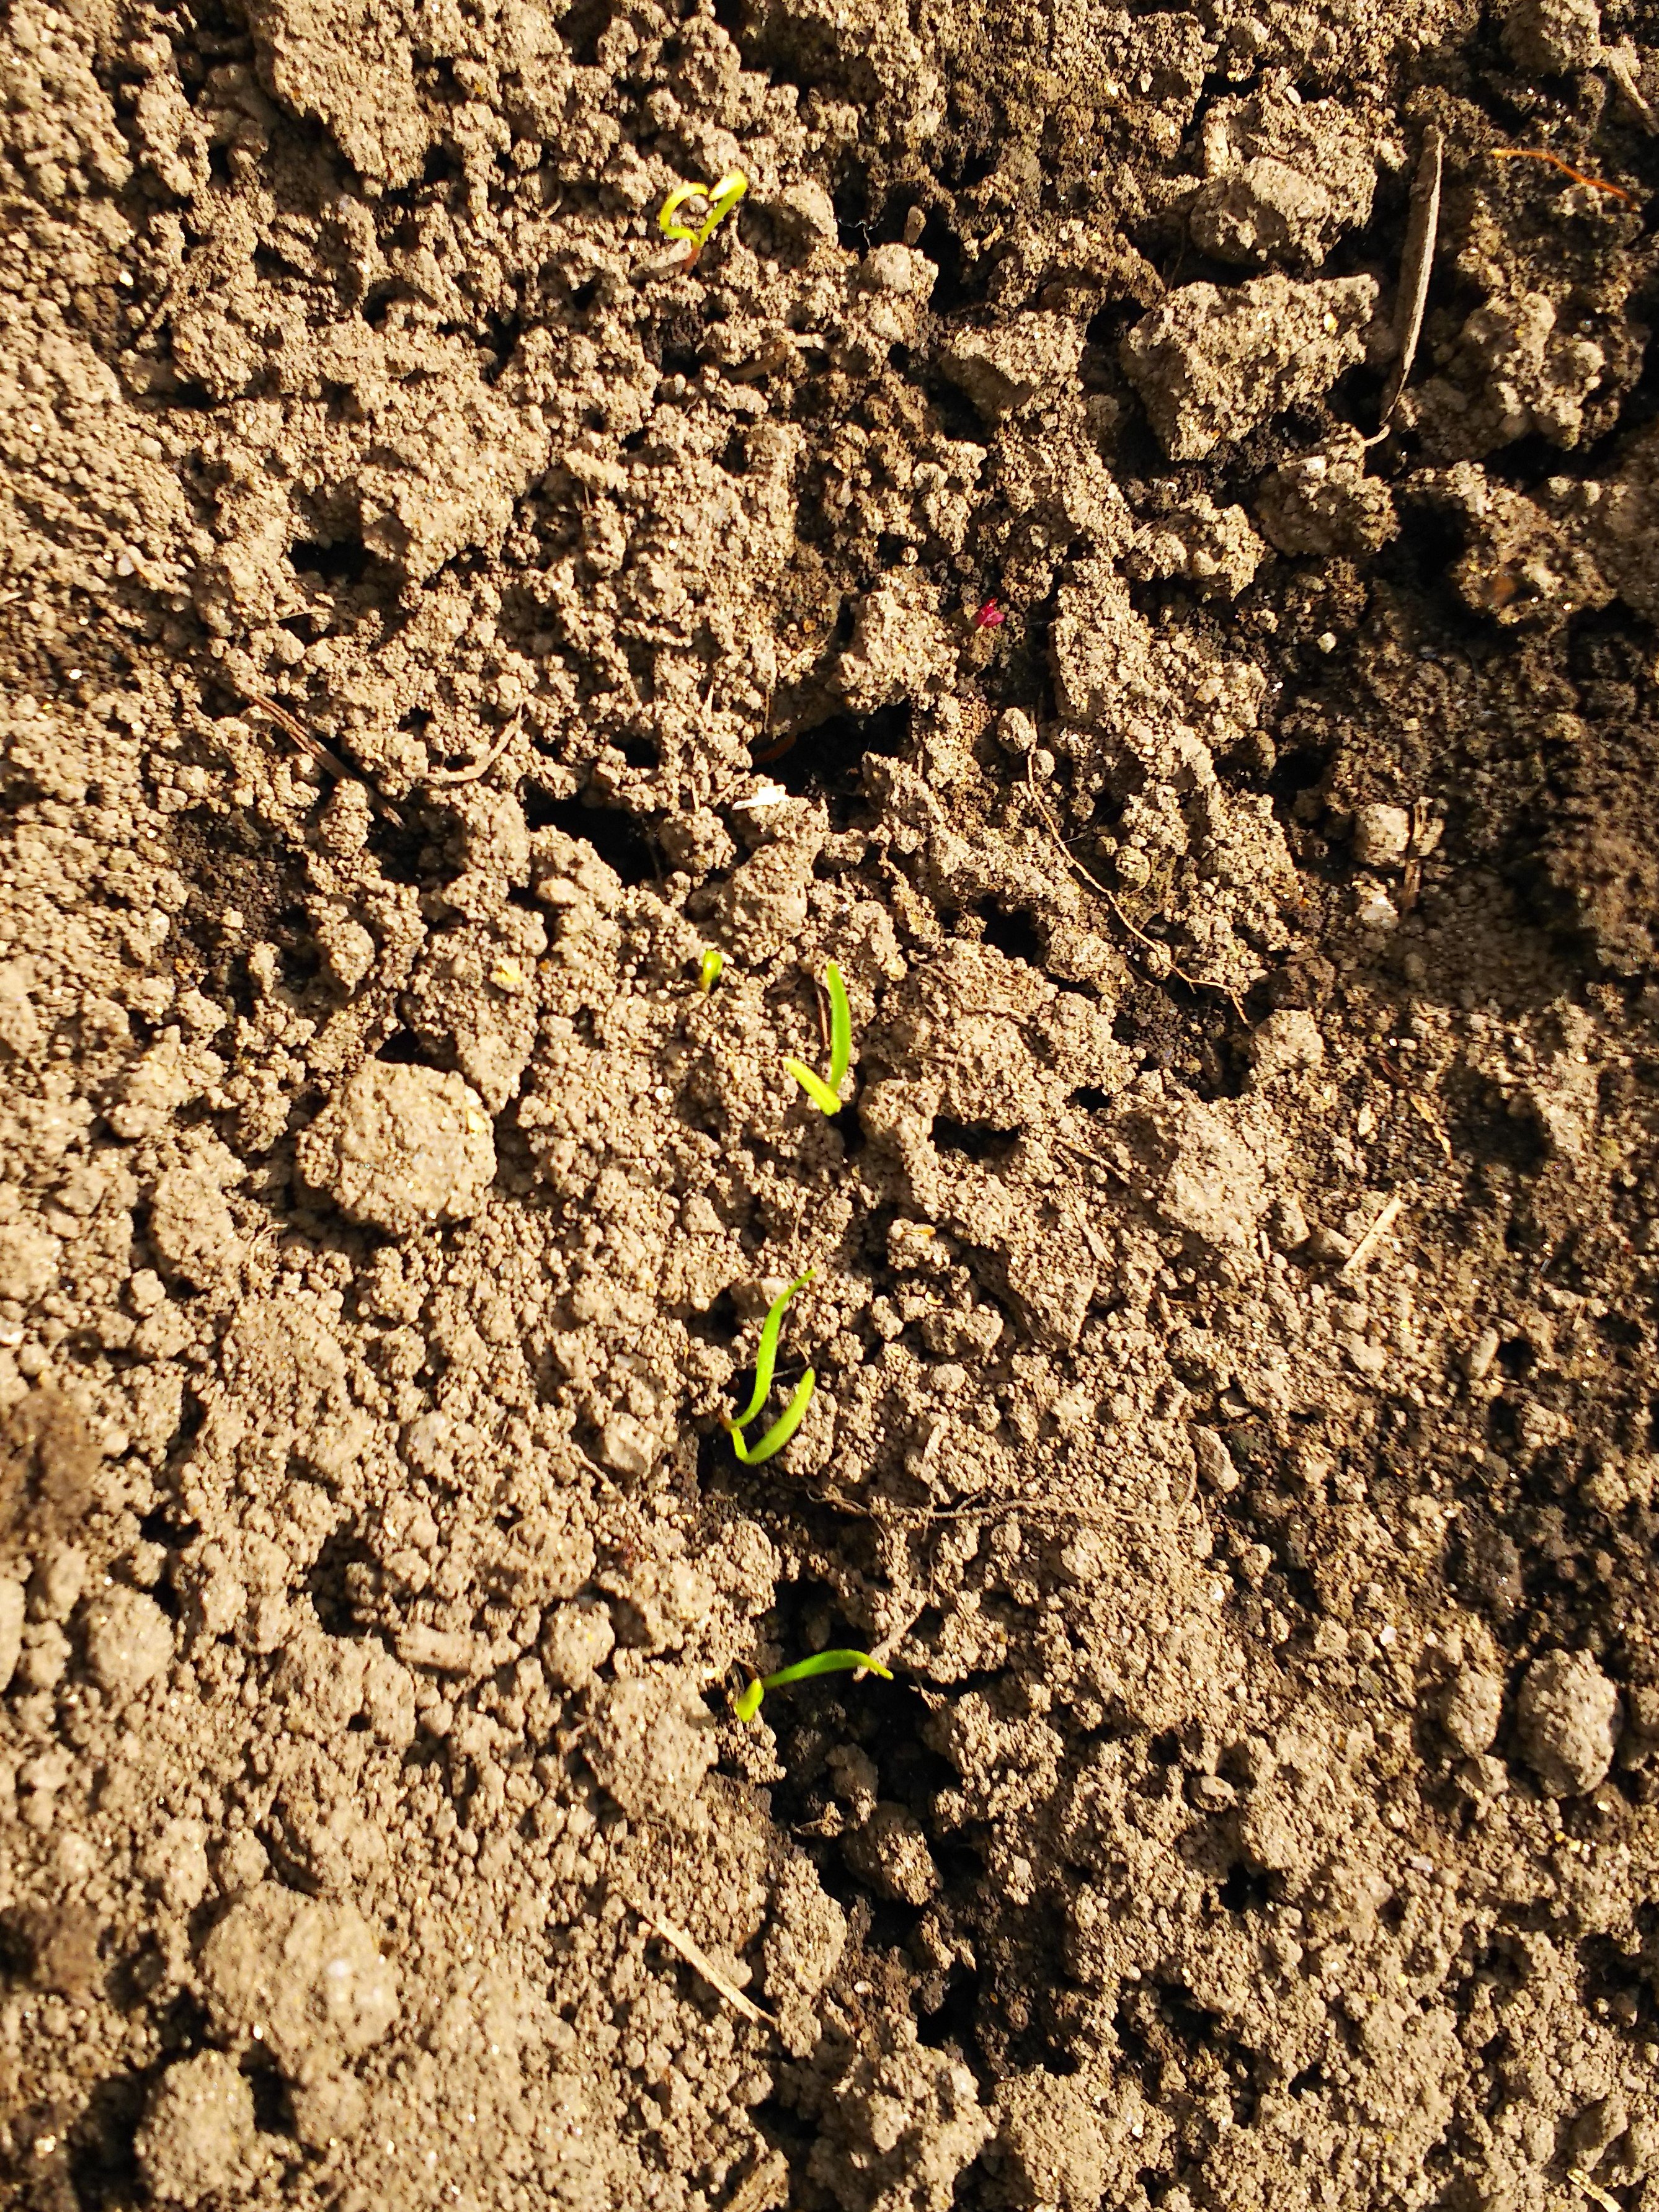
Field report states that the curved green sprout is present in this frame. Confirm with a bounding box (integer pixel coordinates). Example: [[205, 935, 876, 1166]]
[[784, 961, 853, 1116], [729, 1370, 814, 1464], [726, 1270, 815, 1464], [732, 1649, 894, 1724], [698, 948, 724, 993], [659, 170, 749, 263]]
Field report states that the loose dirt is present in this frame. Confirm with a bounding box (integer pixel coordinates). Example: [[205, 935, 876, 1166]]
[[2, 0, 1659, 2206]]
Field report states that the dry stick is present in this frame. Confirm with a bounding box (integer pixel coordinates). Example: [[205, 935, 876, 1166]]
[[1366, 124, 1443, 445], [1603, 46, 1659, 136], [723, 2152, 792, 2212], [421, 717, 520, 788], [243, 692, 405, 828], [1341, 1190, 1405, 1277], [634, 1902, 773, 2027]]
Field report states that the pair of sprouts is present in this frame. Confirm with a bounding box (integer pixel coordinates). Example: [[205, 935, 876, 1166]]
[[715, 962, 852, 1462], [723, 1272, 891, 1723]]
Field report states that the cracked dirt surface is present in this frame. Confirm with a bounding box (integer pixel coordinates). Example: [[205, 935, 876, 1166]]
[[2, 0, 1659, 2206]]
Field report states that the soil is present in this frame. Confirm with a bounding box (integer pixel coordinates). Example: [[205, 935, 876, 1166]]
[[2, 0, 1659, 2206]]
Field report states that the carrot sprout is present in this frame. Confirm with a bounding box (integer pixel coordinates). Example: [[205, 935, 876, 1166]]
[[732, 1649, 894, 1723], [785, 961, 853, 1115], [726, 1272, 816, 1464]]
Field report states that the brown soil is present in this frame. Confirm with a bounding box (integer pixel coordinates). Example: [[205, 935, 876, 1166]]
[[3, 0, 1659, 2206]]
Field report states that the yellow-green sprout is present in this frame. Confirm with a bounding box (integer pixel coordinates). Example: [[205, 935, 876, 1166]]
[[732, 1649, 894, 1724], [698, 948, 724, 993], [784, 961, 852, 1116], [726, 1270, 814, 1465], [659, 170, 748, 264]]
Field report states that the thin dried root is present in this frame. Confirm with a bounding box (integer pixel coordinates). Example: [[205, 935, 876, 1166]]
[[1488, 145, 1637, 204]]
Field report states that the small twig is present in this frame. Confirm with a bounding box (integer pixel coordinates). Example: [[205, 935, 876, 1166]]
[[865, 1601, 930, 1672], [1367, 125, 1443, 443], [1488, 144, 1636, 205], [1341, 1191, 1405, 1276], [1571, 2171, 1623, 2212], [1405, 1091, 1453, 1163], [420, 718, 520, 788], [1603, 46, 1658, 135], [634, 1902, 772, 2027], [242, 692, 405, 827], [1021, 757, 1227, 1002], [721, 2151, 791, 2212], [1051, 1133, 1131, 1184]]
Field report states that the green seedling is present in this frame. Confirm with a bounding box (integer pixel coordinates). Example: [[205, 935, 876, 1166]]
[[784, 961, 852, 1115], [726, 1269, 815, 1465], [698, 948, 724, 993], [659, 169, 749, 264], [732, 1649, 894, 1724]]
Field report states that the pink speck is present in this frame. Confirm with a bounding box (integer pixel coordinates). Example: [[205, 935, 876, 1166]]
[[972, 597, 1005, 629]]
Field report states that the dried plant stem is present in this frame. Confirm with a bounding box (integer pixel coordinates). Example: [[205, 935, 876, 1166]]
[[1368, 125, 1443, 442]]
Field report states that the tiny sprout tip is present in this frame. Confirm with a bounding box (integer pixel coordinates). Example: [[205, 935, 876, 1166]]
[[732, 1678, 765, 1723], [698, 948, 724, 993]]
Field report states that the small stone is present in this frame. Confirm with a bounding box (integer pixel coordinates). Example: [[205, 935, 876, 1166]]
[[1454, 1752, 1510, 1802], [19, 1620, 70, 1692], [598, 1411, 655, 1478], [29, 1543, 86, 1623], [0, 1221, 60, 1304], [148, 1168, 241, 1286], [197, 1888, 399, 2085], [1354, 885, 1399, 931], [842, 1803, 940, 1905], [771, 178, 837, 244], [290, 2071, 367, 2151], [1515, 1648, 1621, 1796], [0, 1899, 101, 1996], [987, 2070, 1109, 2212], [1121, 1095, 1271, 1258], [1503, 0, 1601, 73], [1466, 1326, 1501, 1382], [857, 243, 936, 298], [541, 1597, 615, 1691], [1268, 1194, 1309, 1250], [82, 1586, 174, 1696], [1191, 156, 1338, 267], [1439, 1665, 1505, 1756], [0, 1576, 24, 1690], [1255, 447, 1399, 558], [135, 2051, 260, 2208], [1120, 273, 1378, 461], [584, 1672, 714, 1824], [1351, 803, 1412, 869], [940, 314, 1088, 424], [140, 1817, 213, 1915], [1191, 1426, 1241, 1491], [1249, 1008, 1324, 1087], [295, 1063, 495, 1237]]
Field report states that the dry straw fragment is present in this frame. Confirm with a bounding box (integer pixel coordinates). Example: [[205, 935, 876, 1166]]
[[1368, 125, 1443, 442], [634, 1902, 772, 2027]]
